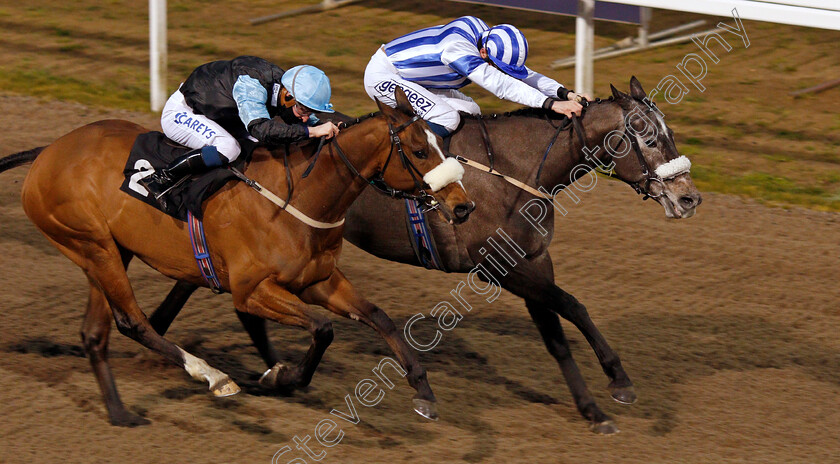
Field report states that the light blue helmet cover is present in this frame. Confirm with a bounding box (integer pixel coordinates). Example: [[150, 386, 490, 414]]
[[281, 65, 335, 113], [480, 24, 529, 79]]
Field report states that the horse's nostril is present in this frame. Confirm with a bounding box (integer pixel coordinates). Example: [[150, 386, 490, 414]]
[[454, 202, 474, 218], [679, 195, 697, 209]]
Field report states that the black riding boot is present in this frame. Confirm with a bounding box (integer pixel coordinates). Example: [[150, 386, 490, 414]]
[[141, 146, 223, 210]]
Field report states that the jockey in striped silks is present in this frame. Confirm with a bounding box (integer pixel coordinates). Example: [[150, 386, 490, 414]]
[[364, 16, 584, 137]]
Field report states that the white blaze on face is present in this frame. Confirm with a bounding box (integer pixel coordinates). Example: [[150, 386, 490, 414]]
[[424, 128, 466, 192], [657, 113, 669, 140], [649, 113, 692, 179], [425, 129, 446, 162]]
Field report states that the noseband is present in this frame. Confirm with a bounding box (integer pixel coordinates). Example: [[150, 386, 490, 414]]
[[329, 114, 437, 206]]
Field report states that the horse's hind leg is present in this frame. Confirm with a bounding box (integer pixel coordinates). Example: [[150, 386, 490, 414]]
[[237, 280, 333, 391], [49, 235, 240, 401], [81, 283, 149, 426], [148, 281, 199, 335], [148, 282, 283, 370]]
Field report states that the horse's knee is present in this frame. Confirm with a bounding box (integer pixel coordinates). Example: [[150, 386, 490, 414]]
[[80, 330, 107, 355], [114, 315, 147, 340]]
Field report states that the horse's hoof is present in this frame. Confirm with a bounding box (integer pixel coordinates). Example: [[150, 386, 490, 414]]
[[610, 386, 637, 405], [110, 410, 151, 427], [259, 364, 281, 388], [211, 376, 241, 397], [412, 398, 439, 421], [259, 363, 300, 390], [591, 420, 620, 435]]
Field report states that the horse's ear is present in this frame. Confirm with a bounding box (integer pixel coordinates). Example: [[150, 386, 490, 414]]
[[393, 86, 416, 116], [376, 97, 397, 119], [629, 76, 647, 100], [610, 83, 627, 100]]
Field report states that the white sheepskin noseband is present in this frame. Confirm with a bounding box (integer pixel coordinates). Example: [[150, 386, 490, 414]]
[[654, 155, 691, 180], [423, 157, 464, 192]]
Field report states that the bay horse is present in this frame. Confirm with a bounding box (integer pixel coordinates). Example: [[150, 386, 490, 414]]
[[0, 88, 473, 426], [143, 77, 702, 434]]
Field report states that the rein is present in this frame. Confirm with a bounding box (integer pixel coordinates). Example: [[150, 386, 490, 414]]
[[535, 118, 569, 184], [454, 111, 581, 200], [456, 98, 685, 201], [477, 117, 496, 172], [228, 166, 345, 229], [330, 114, 435, 204], [453, 155, 547, 198], [228, 113, 434, 230]]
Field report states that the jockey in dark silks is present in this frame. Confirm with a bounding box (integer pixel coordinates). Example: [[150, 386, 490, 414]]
[[142, 56, 340, 208]]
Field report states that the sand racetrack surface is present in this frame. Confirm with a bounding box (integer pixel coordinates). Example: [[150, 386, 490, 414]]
[[0, 94, 838, 463]]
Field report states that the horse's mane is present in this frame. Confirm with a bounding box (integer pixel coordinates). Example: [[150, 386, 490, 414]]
[[338, 96, 622, 127], [463, 96, 618, 121], [342, 111, 381, 128]]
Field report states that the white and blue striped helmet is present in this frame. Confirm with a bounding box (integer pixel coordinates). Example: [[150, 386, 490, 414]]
[[480, 24, 529, 79]]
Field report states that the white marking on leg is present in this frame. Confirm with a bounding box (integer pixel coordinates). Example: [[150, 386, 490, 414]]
[[179, 347, 229, 388]]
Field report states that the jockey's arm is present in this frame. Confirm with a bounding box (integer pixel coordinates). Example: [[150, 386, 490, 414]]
[[467, 64, 583, 118], [466, 62, 556, 109], [521, 67, 573, 101], [232, 75, 309, 144]]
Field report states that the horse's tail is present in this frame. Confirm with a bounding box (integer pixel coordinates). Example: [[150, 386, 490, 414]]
[[0, 146, 46, 173]]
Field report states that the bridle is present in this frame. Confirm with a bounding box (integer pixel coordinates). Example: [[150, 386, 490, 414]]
[[615, 98, 684, 200], [466, 97, 685, 202], [563, 97, 684, 201], [328, 114, 437, 206]]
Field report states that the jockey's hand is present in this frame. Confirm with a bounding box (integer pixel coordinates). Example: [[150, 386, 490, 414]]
[[567, 92, 592, 103], [309, 121, 340, 139], [550, 100, 583, 118]]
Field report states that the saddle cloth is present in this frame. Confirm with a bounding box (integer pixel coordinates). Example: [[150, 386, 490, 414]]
[[120, 132, 254, 221]]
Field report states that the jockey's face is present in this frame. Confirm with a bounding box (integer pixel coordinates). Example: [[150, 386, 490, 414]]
[[293, 102, 314, 122], [479, 47, 502, 72]]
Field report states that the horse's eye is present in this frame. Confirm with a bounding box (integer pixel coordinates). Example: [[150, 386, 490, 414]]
[[645, 138, 657, 148], [413, 149, 427, 159]]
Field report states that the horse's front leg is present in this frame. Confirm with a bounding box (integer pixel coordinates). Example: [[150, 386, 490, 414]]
[[502, 253, 634, 429], [545, 284, 636, 405], [525, 302, 618, 434], [237, 279, 333, 391], [236, 311, 282, 368], [301, 268, 438, 420]]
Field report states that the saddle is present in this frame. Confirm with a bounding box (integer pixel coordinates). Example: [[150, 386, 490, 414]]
[[120, 132, 256, 221]]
